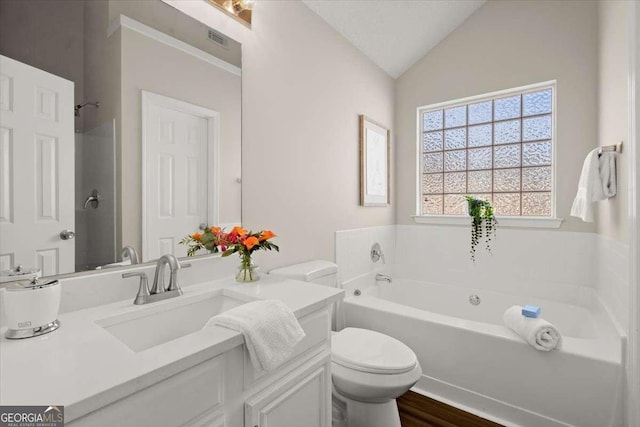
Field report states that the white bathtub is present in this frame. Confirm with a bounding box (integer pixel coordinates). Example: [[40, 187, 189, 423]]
[[341, 276, 624, 427]]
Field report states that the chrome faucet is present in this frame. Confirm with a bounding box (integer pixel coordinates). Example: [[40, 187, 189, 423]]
[[121, 246, 139, 265], [375, 273, 392, 284], [122, 254, 190, 305], [370, 242, 385, 264]]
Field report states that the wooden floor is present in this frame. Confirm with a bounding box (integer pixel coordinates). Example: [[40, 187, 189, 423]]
[[397, 391, 504, 427]]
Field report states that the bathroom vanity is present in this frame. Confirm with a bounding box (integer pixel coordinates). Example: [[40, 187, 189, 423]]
[[0, 271, 343, 427]]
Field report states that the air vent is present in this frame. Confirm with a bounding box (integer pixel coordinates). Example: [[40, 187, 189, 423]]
[[207, 28, 227, 47]]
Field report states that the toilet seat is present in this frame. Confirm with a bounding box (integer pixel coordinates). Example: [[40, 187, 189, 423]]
[[332, 327, 417, 374]]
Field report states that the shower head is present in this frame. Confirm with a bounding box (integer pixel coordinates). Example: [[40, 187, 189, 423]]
[[74, 101, 100, 117]]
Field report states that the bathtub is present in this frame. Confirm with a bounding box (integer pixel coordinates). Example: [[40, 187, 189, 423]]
[[341, 276, 624, 427]]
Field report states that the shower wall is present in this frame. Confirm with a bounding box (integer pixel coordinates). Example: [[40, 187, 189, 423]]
[[75, 121, 116, 271]]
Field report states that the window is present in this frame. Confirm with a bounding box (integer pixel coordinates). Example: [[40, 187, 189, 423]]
[[418, 82, 555, 218]]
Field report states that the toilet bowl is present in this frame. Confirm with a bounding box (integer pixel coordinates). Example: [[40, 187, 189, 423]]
[[269, 261, 422, 427]]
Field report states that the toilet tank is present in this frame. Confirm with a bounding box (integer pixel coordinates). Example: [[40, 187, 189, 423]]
[[270, 260, 339, 330], [269, 260, 338, 287]]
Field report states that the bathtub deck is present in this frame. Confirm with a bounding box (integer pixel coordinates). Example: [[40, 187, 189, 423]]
[[398, 391, 504, 427]]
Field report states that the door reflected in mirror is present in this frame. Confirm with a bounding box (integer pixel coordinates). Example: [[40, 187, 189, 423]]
[[0, 0, 242, 278]]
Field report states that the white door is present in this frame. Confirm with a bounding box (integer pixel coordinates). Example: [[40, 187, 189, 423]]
[[0, 55, 75, 276], [142, 91, 219, 262]]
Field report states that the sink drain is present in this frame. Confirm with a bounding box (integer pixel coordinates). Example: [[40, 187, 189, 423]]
[[469, 295, 481, 306]]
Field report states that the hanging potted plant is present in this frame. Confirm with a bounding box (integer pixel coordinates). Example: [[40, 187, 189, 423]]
[[465, 196, 496, 262]]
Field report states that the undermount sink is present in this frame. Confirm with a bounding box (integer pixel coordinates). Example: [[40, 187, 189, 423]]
[[96, 289, 253, 352]]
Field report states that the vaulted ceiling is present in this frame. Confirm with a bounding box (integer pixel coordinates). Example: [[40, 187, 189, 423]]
[[301, 0, 486, 79]]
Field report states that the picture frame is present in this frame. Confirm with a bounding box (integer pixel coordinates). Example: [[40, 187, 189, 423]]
[[359, 115, 390, 206]]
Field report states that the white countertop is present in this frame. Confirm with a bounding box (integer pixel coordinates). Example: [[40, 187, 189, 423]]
[[0, 276, 343, 421]]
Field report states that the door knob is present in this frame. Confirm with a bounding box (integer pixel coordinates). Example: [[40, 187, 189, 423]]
[[60, 229, 75, 240]]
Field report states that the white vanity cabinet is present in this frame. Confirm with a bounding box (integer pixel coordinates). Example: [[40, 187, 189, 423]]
[[67, 305, 333, 427]]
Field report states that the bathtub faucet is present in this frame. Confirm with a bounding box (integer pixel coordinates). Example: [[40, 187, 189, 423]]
[[375, 273, 392, 284], [371, 242, 385, 264]]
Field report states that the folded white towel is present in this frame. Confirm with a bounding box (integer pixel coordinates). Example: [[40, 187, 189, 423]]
[[205, 299, 305, 373], [571, 148, 607, 222], [599, 152, 617, 198], [503, 305, 562, 351]]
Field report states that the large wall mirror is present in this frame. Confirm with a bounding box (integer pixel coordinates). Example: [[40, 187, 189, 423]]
[[0, 0, 242, 279]]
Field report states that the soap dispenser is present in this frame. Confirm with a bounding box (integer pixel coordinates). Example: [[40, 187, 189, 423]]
[[3, 277, 61, 339]]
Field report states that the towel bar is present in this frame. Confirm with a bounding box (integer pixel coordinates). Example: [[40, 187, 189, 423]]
[[598, 141, 623, 154]]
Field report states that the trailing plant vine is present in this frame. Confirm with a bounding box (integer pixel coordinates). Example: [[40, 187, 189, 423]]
[[465, 196, 497, 262]]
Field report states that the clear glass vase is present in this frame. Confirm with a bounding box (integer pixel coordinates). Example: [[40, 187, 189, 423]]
[[236, 256, 260, 283]]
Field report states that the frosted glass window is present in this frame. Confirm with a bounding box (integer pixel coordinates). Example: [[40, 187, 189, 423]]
[[423, 111, 443, 131], [423, 131, 443, 152], [468, 101, 492, 124], [445, 106, 466, 128], [418, 83, 554, 217], [494, 95, 520, 121]]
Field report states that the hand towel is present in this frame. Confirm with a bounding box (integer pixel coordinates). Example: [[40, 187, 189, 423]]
[[599, 152, 617, 198], [205, 299, 305, 373], [570, 148, 606, 222], [503, 305, 562, 351]]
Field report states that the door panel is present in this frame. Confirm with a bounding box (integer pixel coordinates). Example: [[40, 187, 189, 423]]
[[0, 55, 74, 276]]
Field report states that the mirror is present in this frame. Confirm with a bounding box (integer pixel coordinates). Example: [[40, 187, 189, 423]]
[[0, 0, 242, 279]]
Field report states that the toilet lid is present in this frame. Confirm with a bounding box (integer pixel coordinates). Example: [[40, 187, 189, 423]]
[[331, 328, 417, 375]]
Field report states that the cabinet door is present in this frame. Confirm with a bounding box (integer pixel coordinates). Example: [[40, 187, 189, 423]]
[[245, 353, 330, 427]]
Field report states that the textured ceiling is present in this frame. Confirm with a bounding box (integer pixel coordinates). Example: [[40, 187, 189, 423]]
[[301, 0, 485, 79]]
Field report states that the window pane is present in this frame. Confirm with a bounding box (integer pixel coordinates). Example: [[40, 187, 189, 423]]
[[494, 145, 521, 168], [444, 128, 466, 150], [494, 193, 521, 216], [468, 147, 492, 170], [423, 195, 443, 214], [468, 170, 492, 193], [494, 95, 520, 121], [523, 141, 552, 166], [423, 173, 443, 193], [423, 131, 443, 152], [444, 106, 466, 128], [444, 194, 467, 215], [494, 119, 520, 144], [468, 101, 492, 124], [444, 150, 466, 171], [444, 172, 466, 193], [522, 166, 551, 191], [468, 124, 492, 147], [423, 152, 443, 173], [522, 192, 551, 216], [494, 168, 520, 192], [523, 89, 552, 116], [523, 115, 552, 141], [423, 110, 443, 131]]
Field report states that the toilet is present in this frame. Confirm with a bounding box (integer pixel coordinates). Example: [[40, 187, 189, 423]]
[[270, 260, 422, 427]]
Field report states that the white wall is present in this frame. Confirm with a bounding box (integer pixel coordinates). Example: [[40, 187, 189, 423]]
[[164, 0, 396, 271], [395, 0, 598, 232]]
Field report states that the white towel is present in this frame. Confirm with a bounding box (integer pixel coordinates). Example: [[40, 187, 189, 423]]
[[570, 148, 606, 222], [205, 299, 305, 373], [599, 152, 617, 198], [503, 305, 562, 351]]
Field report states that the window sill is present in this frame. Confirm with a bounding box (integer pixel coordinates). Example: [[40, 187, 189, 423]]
[[412, 215, 564, 229]]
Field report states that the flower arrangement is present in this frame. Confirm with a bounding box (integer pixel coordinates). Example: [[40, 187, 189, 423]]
[[179, 226, 279, 282], [465, 196, 496, 262]]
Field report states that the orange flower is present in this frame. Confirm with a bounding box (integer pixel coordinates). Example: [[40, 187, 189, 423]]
[[258, 230, 276, 241], [210, 226, 221, 234], [243, 236, 259, 250], [192, 232, 202, 241], [230, 226, 248, 237]]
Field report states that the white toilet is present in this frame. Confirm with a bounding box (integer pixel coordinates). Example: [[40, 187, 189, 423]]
[[270, 260, 422, 427]]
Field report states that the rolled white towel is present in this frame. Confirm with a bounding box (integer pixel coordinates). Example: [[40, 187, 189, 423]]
[[503, 305, 562, 351]]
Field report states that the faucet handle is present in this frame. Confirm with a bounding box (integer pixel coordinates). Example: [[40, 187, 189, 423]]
[[122, 272, 150, 305]]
